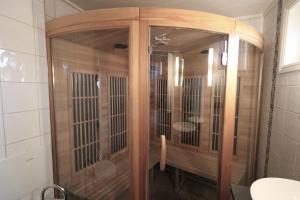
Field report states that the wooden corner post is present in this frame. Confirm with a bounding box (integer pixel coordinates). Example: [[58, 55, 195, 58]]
[[218, 33, 240, 200]]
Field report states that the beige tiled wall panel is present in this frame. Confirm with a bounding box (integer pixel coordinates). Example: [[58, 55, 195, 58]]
[[266, 0, 300, 180], [256, 1, 278, 178], [45, 0, 81, 22]]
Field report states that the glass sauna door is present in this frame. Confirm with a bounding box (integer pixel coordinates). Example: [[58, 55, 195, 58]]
[[231, 40, 262, 186], [148, 27, 227, 200], [50, 28, 130, 200]]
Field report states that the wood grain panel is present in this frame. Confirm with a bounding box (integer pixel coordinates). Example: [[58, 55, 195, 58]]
[[51, 33, 130, 199], [218, 33, 239, 200], [47, 7, 139, 36], [140, 8, 236, 34], [46, 7, 264, 200]]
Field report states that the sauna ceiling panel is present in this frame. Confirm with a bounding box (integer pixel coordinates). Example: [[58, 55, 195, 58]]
[[68, 0, 273, 17], [150, 27, 224, 53], [59, 28, 129, 51]]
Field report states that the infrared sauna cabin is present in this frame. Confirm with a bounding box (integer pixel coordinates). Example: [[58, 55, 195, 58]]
[[46, 7, 263, 200]]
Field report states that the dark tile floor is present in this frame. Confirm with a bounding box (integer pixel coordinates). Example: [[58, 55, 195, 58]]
[[66, 164, 218, 200], [149, 164, 217, 200]]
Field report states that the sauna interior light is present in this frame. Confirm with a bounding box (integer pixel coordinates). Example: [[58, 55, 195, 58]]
[[180, 58, 184, 86], [175, 56, 184, 86], [207, 48, 214, 87], [175, 56, 180, 86], [221, 41, 228, 66], [160, 61, 163, 75], [63, 63, 69, 70], [97, 80, 100, 88]]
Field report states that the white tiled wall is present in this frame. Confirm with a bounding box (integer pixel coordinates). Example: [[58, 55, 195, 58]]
[[0, 0, 53, 199], [45, 0, 82, 22], [236, 14, 264, 33], [268, 70, 300, 178]]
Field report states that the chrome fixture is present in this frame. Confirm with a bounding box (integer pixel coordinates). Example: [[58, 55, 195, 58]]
[[41, 184, 67, 200]]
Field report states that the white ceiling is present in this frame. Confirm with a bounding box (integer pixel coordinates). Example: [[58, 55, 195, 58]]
[[68, 0, 273, 17]]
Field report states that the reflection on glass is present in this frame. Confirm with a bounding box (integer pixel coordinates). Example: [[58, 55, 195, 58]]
[[207, 48, 214, 87], [51, 28, 130, 200], [231, 41, 262, 185], [149, 26, 227, 200]]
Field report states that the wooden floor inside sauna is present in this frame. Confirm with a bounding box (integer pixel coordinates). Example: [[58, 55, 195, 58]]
[[149, 164, 217, 200]]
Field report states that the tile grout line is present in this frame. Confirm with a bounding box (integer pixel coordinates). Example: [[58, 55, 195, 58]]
[[264, 0, 283, 177], [2, 108, 49, 115], [0, 13, 34, 29], [6, 134, 41, 147], [0, 81, 48, 84], [32, 0, 43, 146], [0, 5, 46, 31], [0, 47, 47, 60], [0, 0, 47, 159], [0, 82, 7, 158]]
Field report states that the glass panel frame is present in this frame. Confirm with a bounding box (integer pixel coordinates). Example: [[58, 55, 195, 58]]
[[47, 20, 140, 199]]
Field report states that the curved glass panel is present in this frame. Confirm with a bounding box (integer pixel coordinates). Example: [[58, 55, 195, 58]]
[[148, 26, 227, 200], [231, 40, 262, 188], [51, 28, 130, 200]]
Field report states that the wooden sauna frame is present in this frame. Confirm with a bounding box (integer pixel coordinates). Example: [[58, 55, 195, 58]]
[[46, 7, 263, 200]]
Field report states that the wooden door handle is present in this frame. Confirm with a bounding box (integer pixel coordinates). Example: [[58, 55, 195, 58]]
[[160, 135, 166, 171]]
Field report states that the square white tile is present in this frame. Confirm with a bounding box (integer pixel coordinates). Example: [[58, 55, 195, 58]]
[[287, 86, 300, 113], [31, 187, 41, 200], [55, 0, 79, 17], [19, 193, 32, 200], [33, 0, 46, 30], [6, 136, 40, 157], [0, 146, 50, 199], [279, 135, 297, 164], [0, 15, 35, 54], [41, 133, 51, 146], [39, 109, 51, 134], [279, 162, 296, 179], [0, 0, 33, 25], [36, 56, 48, 83], [45, 15, 54, 22], [4, 111, 40, 144], [0, 146, 5, 160], [34, 29, 47, 57], [276, 74, 288, 86], [45, 0, 55, 18], [269, 131, 282, 156], [268, 152, 280, 177], [282, 111, 300, 142], [38, 83, 50, 109], [295, 144, 300, 174], [274, 85, 288, 109], [272, 108, 283, 133], [0, 50, 37, 82], [0, 86, 2, 115], [1, 82, 38, 113], [0, 115, 4, 146], [287, 71, 300, 86]]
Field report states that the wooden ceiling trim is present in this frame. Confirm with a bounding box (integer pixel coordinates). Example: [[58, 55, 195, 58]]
[[235, 21, 264, 50], [140, 8, 236, 34], [47, 7, 263, 50], [46, 7, 139, 36]]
